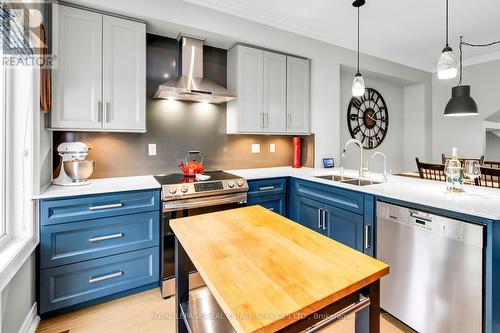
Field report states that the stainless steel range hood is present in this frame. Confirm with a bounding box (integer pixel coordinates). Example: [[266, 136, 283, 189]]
[[153, 35, 236, 104]]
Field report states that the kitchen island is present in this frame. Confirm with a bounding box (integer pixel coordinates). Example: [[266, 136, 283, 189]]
[[170, 205, 389, 333]]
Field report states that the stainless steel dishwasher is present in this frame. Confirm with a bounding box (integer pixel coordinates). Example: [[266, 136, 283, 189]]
[[376, 202, 484, 333]]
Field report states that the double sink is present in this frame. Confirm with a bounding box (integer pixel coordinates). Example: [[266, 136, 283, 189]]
[[314, 175, 382, 186]]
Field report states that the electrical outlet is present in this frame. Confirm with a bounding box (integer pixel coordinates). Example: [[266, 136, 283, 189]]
[[148, 144, 156, 156], [251, 144, 260, 153], [270, 143, 276, 153]]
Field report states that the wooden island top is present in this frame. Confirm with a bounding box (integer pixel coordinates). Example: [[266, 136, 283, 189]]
[[170, 205, 389, 333]]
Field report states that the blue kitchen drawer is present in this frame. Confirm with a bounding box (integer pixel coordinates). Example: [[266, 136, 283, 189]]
[[39, 247, 159, 314], [40, 190, 160, 225], [248, 178, 286, 197], [247, 194, 286, 216], [40, 211, 160, 269], [293, 179, 364, 214]]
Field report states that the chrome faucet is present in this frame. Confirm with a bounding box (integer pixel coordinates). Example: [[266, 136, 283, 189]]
[[342, 139, 364, 178], [371, 151, 389, 181]]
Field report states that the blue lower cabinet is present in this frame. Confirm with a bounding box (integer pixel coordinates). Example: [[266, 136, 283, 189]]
[[40, 211, 159, 268], [295, 196, 325, 235], [324, 205, 364, 252], [247, 178, 287, 216], [40, 247, 159, 313], [39, 189, 161, 315], [289, 178, 371, 254], [247, 194, 286, 216]]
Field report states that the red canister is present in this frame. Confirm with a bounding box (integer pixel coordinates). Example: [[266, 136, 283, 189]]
[[292, 137, 301, 168]]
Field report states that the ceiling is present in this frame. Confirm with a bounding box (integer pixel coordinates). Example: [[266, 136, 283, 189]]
[[184, 0, 500, 72]]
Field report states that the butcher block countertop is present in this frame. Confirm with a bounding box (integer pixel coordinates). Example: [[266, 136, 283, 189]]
[[170, 205, 390, 333]]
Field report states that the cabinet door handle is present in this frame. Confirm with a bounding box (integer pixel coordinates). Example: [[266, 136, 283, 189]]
[[104, 102, 110, 123], [89, 233, 123, 243], [260, 113, 264, 128], [89, 203, 123, 211], [259, 186, 275, 192], [317, 209, 322, 229], [89, 271, 123, 283], [287, 114, 291, 129], [365, 225, 371, 249], [322, 210, 327, 230], [265, 113, 269, 128], [97, 101, 102, 122]]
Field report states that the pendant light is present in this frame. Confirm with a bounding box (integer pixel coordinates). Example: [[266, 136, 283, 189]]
[[444, 36, 477, 116], [352, 0, 365, 97], [437, 0, 458, 80]]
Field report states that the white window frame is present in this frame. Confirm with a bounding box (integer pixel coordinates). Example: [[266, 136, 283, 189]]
[[0, 47, 7, 248], [0, 63, 39, 291]]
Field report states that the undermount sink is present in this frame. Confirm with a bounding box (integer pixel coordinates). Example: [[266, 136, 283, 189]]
[[314, 175, 357, 182], [314, 175, 382, 186], [340, 178, 382, 186]]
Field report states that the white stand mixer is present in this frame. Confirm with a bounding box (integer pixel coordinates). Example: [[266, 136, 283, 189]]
[[53, 142, 92, 186]]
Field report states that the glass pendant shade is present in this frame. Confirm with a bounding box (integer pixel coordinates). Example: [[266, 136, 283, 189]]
[[352, 73, 365, 97], [444, 85, 478, 116], [437, 47, 458, 80]]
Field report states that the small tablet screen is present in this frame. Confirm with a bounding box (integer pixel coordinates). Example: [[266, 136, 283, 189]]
[[323, 158, 334, 168]]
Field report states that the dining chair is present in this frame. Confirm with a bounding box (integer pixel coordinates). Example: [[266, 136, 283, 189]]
[[483, 161, 500, 169], [416, 158, 447, 181], [441, 154, 484, 167], [476, 167, 500, 188]]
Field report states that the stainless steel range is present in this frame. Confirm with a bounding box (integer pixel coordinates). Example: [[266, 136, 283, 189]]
[[154, 171, 248, 298]]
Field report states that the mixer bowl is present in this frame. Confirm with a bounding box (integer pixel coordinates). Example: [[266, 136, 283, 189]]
[[63, 160, 95, 182]]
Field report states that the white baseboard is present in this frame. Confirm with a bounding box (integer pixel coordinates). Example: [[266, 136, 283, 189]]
[[18, 303, 40, 333]]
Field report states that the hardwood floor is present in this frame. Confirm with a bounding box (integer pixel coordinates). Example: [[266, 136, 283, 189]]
[[37, 288, 412, 333]]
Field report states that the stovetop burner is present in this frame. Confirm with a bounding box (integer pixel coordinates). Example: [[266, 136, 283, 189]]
[[154, 171, 241, 185], [154, 170, 248, 201]]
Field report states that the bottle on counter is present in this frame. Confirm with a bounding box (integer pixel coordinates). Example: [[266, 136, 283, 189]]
[[444, 147, 464, 192]]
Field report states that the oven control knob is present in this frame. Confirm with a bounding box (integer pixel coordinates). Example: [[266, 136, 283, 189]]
[[228, 181, 235, 188], [168, 186, 177, 194], [237, 179, 244, 187], [181, 185, 189, 193]]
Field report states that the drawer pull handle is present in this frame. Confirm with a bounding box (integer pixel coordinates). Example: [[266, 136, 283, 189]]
[[89, 203, 123, 211], [389, 215, 398, 220], [89, 233, 124, 243], [259, 186, 275, 192], [89, 271, 123, 283]]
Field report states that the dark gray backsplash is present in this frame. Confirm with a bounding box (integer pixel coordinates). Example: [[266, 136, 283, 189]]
[[53, 34, 313, 178]]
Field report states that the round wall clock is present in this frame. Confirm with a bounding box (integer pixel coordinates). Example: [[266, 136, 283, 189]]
[[347, 88, 389, 149]]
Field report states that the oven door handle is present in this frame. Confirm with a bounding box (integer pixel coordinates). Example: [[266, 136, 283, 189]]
[[163, 193, 248, 212]]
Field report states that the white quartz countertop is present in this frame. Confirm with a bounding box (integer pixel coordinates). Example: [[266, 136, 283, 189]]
[[33, 175, 161, 200], [226, 166, 500, 221]]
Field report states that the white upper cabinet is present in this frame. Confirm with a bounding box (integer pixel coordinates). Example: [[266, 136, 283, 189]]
[[51, 5, 102, 130], [227, 45, 310, 134], [51, 4, 146, 132], [263, 52, 287, 133], [102, 16, 146, 131], [228, 46, 263, 133], [287, 56, 310, 134]]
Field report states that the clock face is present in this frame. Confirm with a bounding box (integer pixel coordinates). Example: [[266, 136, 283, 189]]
[[347, 88, 389, 149]]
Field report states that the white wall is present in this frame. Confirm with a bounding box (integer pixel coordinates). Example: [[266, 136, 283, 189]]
[[404, 84, 426, 171], [339, 73, 406, 173], [1, 254, 36, 333], [72, 0, 432, 167], [432, 59, 500, 162]]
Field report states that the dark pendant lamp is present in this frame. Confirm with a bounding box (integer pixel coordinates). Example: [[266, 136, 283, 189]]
[[444, 36, 478, 116], [351, 0, 366, 97]]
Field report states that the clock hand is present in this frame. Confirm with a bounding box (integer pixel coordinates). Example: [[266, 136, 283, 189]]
[[367, 113, 377, 121]]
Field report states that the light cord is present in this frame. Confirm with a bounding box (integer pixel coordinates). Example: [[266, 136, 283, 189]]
[[357, 7, 360, 73], [445, 0, 449, 46], [458, 37, 500, 85]]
